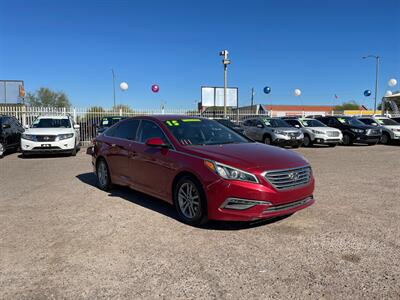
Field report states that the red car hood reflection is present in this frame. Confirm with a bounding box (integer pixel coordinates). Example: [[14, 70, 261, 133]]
[[182, 142, 308, 172]]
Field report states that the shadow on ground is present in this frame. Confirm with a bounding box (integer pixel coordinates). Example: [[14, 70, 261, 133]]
[[76, 172, 288, 231]]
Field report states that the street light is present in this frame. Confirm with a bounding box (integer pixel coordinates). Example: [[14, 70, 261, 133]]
[[362, 55, 380, 114], [219, 50, 230, 118]]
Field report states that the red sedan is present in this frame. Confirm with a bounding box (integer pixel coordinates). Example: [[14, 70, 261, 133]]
[[91, 115, 315, 225]]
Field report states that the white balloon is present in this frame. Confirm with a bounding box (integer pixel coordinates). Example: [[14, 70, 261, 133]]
[[385, 90, 393, 97], [120, 82, 129, 91], [388, 78, 397, 87], [294, 89, 302, 97]]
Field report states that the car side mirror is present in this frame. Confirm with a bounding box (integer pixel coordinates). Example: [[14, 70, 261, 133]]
[[145, 137, 169, 148], [256, 124, 263, 128], [2, 124, 11, 129]]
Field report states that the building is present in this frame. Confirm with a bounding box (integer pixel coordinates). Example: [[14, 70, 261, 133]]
[[262, 104, 366, 117]]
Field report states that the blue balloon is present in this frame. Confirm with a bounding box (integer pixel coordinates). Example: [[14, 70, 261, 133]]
[[263, 86, 271, 94], [364, 90, 372, 97]]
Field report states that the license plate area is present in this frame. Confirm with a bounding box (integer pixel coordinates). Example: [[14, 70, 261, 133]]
[[41, 144, 52, 148]]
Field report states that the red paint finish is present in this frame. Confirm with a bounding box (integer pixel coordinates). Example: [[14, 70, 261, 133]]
[[92, 115, 315, 221]]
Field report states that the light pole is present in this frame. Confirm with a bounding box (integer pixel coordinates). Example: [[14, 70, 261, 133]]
[[219, 50, 230, 118], [111, 68, 116, 109], [362, 55, 380, 114]]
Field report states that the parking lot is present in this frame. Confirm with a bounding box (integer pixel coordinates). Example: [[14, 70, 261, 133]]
[[0, 145, 399, 299]]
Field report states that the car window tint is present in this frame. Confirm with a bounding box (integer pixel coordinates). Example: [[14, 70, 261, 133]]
[[139, 120, 168, 143], [113, 119, 139, 140]]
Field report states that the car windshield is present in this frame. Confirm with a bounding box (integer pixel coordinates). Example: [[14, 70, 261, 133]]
[[164, 118, 249, 146], [336, 117, 365, 126], [376, 118, 399, 125], [359, 118, 379, 126], [101, 117, 124, 127], [216, 119, 235, 127], [300, 119, 326, 127], [32, 118, 71, 128], [262, 118, 290, 127]]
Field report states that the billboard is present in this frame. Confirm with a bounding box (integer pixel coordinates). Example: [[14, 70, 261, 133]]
[[201, 86, 238, 107], [0, 80, 25, 104]]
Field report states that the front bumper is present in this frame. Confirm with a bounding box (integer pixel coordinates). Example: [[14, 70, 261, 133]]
[[21, 137, 75, 153], [354, 134, 381, 144], [273, 135, 304, 147], [205, 177, 315, 221], [313, 134, 342, 144]]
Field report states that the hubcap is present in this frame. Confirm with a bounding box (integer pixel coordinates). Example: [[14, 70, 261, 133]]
[[178, 182, 200, 219], [97, 161, 108, 187], [0, 143, 4, 156], [304, 136, 310, 146]]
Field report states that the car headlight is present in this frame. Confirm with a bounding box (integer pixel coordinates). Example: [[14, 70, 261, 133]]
[[204, 161, 259, 183], [311, 129, 324, 134], [273, 130, 287, 135], [351, 128, 364, 133], [21, 134, 36, 141], [57, 133, 74, 141]]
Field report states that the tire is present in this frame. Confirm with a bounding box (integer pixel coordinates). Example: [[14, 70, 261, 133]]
[[96, 158, 112, 191], [380, 133, 390, 145], [70, 147, 77, 156], [342, 134, 353, 146], [303, 135, 313, 147], [22, 151, 30, 158], [174, 176, 208, 226], [328, 143, 337, 147], [263, 135, 272, 145]]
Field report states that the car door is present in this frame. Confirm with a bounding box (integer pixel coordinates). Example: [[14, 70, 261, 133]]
[[131, 119, 177, 198], [10, 117, 24, 147], [244, 119, 258, 140], [105, 119, 140, 185], [2, 117, 13, 149], [253, 119, 266, 141]]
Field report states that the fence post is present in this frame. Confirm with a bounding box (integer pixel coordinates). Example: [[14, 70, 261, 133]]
[[22, 106, 27, 127], [119, 108, 122, 117], [73, 107, 77, 123]]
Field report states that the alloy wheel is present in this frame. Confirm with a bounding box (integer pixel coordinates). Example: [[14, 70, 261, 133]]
[[178, 182, 200, 219], [303, 136, 311, 147], [380, 134, 389, 144], [97, 160, 109, 188]]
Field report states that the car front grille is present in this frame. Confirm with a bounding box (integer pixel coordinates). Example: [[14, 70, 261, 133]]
[[35, 135, 57, 142], [263, 166, 312, 190], [287, 131, 301, 137], [263, 196, 314, 213], [327, 131, 340, 137]]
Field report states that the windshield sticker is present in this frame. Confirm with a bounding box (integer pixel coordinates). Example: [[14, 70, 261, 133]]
[[263, 120, 271, 126], [302, 121, 308, 126], [181, 119, 201, 122], [102, 120, 109, 125], [338, 118, 346, 124], [376, 119, 383, 124], [166, 120, 180, 126]]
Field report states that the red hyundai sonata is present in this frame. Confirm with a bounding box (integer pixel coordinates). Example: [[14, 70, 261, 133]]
[[90, 115, 315, 225]]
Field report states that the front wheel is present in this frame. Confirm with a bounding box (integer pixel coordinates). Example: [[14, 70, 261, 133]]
[[380, 133, 390, 145], [342, 134, 353, 146], [96, 159, 112, 191], [174, 176, 208, 226], [263, 135, 271, 145], [303, 135, 313, 147]]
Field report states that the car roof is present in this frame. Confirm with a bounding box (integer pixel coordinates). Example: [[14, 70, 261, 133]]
[[37, 115, 70, 119], [127, 115, 208, 122]]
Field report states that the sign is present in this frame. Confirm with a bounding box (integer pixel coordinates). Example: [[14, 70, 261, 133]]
[[201, 86, 238, 107]]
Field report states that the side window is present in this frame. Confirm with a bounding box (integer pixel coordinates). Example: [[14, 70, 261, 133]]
[[285, 120, 297, 127], [254, 120, 264, 127], [138, 120, 168, 143], [243, 120, 253, 127], [328, 118, 338, 126], [112, 119, 140, 140]]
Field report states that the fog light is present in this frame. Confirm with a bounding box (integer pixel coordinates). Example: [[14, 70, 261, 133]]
[[221, 198, 271, 210]]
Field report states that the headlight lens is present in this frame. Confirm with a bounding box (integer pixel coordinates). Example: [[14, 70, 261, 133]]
[[204, 161, 259, 183], [351, 128, 365, 133], [57, 133, 74, 140], [311, 129, 324, 134], [273, 130, 286, 135], [22, 134, 36, 141]]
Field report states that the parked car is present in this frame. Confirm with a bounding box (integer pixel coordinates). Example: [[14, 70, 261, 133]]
[[282, 117, 342, 147], [316, 116, 381, 146], [21, 115, 81, 156], [96, 116, 126, 136], [89, 116, 315, 226], [213, 118, 245, 135], [242, 117, 304, 148], [357, 116, 400, 144], [0, 115, 24, 158]]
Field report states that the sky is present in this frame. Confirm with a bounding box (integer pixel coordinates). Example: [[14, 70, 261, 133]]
[[0, 0, 399, 109]]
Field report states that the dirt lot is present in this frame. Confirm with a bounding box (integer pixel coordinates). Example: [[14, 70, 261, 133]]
[[0, 145, 399, 299]]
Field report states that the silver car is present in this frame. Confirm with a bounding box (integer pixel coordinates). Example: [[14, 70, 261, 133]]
[[283, 117, 343, 147], [357, 116, 400, 144], [242, 117, 304, 148]]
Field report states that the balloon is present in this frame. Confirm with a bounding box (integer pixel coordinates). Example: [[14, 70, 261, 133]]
[[151, 84, 160, 93], [263, 86, 271, 94], [388, 78, 397, 87], [120, 82, 128, 91], [294, 89, 301, 97], [363, 90, 372, 97], [385, 90, 393, 97]]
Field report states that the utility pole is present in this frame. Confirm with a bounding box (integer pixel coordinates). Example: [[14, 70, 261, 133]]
[[219, 50, 230, 118], [251, 88, 255, 110], [111, 68, 116, 109], [362, 55, 380, 114]]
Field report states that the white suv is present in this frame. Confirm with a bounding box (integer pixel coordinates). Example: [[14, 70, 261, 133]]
[[21, 115, 80, 156]]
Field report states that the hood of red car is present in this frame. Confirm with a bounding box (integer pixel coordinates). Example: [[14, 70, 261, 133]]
[[182, 142, 309, 172]]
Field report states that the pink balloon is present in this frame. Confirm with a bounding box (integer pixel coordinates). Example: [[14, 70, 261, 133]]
[[151, 84, 159, 93]]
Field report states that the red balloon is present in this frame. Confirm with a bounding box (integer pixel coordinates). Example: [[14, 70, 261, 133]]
[[151, 84, 159, 93]]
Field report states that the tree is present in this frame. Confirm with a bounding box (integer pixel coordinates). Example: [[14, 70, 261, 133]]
[[333, 101, 361, 111], [26, 87, 71, 108], [112, 104, 133, 113]]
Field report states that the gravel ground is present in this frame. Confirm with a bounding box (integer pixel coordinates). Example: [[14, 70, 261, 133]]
[[0, 145, 399, 299]]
